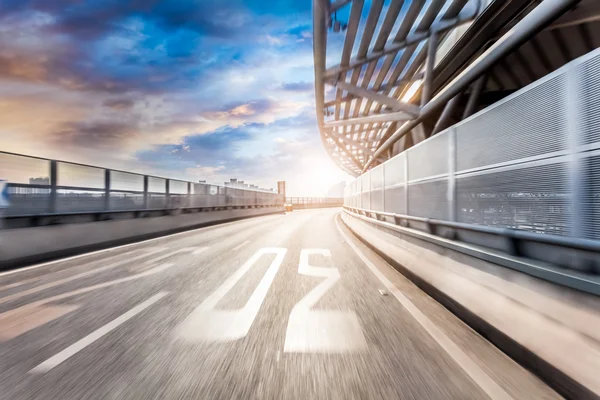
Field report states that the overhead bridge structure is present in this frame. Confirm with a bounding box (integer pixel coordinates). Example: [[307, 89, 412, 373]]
[[313, 0, 600, 175]]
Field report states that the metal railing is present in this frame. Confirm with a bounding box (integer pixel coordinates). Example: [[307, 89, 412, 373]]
[[344, 49, 600, 274], [0, 151, 284, 220], [286, 197, 343, 206]]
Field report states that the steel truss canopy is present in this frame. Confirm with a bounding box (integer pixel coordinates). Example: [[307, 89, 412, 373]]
[[313, 0, 597, 176]]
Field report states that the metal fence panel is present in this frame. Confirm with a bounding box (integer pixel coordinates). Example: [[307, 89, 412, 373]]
[[384, 153, 405, 186], [0, 153, 49, 185], [111, 171, 144, 192], [456, 162, 570, 236], [169, 180, 188, 195], [57, 163, 104, 189], [456, 73, 567, 172], [56, 190, 105, 213], [407, 132, 449, 181], [384, 186, 405, 214], [344, 48, 600, 243], [579, 52, 600, 146], [408, 180, 448, 220]]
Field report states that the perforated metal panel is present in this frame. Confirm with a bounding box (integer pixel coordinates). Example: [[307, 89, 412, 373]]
[[408, 132, 449, 181], [456, 162, 570, 236], [361, 171, 370, 210], [371, 164, 384, 189], [342, 48, 600, 242], [408, 180, 448, 220], [578, 53, 600, 146], [456, 74, 568, 172], [585, 155, 600, 240], [385, 186, 406, 214], [384, 153, 405, 186]]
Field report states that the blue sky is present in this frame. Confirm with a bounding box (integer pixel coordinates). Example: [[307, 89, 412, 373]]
[[0, 0, 350, 195]]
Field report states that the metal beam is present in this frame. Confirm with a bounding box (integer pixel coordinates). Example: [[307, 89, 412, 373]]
[[325, 110, 413, 127], [331, 0, 352, 13], [421, 32, 438, 106], [432, 93, 461, 136], [462, 75, 486, 119], [335, 80, 420, 116], [324, 14, 475, 80], [362, 0, 580, 172]]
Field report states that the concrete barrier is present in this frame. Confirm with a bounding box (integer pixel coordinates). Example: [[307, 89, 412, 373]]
[[0, 207, 284, 270], [342, 210, 600, 400]]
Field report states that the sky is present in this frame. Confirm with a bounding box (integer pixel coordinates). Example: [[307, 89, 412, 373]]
[[0, 0, 351, 196]]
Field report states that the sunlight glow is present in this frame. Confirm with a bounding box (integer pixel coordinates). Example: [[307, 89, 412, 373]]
[[402, 79, 423, 103]]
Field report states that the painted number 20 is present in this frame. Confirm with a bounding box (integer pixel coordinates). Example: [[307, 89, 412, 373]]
[[176, 248, 367, 353]]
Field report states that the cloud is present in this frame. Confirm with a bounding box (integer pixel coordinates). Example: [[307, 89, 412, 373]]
[[280, 81, 313, 92], [103, 98, 135, 111], [0, 0, 348, 195], [51, 120, 141, 148], [201, 98, 309, 126]]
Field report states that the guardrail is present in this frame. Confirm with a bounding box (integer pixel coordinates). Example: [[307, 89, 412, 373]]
[[343, 206, 600, 295], [344, 49, 600, 274], [286, 197, 343, 206], [0, 151, 283, 228]]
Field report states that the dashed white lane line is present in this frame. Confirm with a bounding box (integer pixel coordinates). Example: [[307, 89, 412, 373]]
[[30, 291, 169, 374], [232, 240, 251, 252], [0, 249, 163, 305], [193, 247, 209, 255], [334, 216, 514, 400]]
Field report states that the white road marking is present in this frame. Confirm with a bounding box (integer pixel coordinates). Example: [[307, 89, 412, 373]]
[[193, 247, 209, 255], [30, 292, 168, 374], [232, 240, 251, 251], [0, 249, 164, 305], [334, 216, 514, 400], [176, 247, 286, 343], [284, 249, 367, 354]]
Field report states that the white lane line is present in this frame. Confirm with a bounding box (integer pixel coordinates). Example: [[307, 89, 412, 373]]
[[0, 249, 164, 305], [176, 248, 286, 343], [232, 240, 250, 252], [193, 247, 209, 255], [334, 216, 514, 400], [30, 291, 169, 374], [0, 212, 282, 278]]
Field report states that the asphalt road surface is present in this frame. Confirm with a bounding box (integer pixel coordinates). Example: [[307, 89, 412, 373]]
[[0, 208, 560, 399]]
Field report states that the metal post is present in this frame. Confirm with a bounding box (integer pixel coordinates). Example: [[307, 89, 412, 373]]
[[403, 154, 409, 215], [165, 179, 171, 209], [462, 75, 487, 119], [421, 31, 438, 107], [447, 127, 457, 222], [104, 169, 110, 211], [382, 163, 386, 213], [143, 176, 149, 209], [49, 160, 57, 213], [432, 94, 461, 136], [187, 182, 191, 208]]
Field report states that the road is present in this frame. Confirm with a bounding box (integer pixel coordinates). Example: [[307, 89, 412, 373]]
[[0, 208, 559, 399]]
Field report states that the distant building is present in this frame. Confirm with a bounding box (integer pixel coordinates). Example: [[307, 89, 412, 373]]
[[29, 177, 50, 185]]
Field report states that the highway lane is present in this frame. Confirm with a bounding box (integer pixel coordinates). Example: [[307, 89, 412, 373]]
[[0, 208, 559, 399]]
